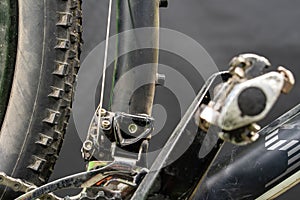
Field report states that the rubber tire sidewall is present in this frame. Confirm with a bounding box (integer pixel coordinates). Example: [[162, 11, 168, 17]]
[[0, 0, 82, 198]]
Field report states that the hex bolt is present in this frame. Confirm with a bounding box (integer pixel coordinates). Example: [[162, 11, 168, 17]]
[[101, 120, 111, 129], [128, 123, 138, 134]]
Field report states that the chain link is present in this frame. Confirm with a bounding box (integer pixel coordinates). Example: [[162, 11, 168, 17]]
[[0, 172, 61, 200]]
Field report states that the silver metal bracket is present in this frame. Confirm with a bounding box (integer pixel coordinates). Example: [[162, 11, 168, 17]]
[[81, 109, 154, 164]]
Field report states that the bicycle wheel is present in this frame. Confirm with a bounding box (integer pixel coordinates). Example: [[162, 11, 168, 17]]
[[0, 0, 82, 198]]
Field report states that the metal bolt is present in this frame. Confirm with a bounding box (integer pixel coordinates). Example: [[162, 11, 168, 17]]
[[249, 123, 261, 132], [14, 183, 21, 191], [83, 140, 93, 151], [128, 123, 138, 134], [100, 108, 107, 117], [91, 127, 97, 136], [101, 120, 111, 129], [99, 152, 104, 158]]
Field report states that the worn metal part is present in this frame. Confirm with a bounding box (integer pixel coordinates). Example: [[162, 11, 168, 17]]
[[114, 112, 154, 147], [80, 110, 154, 197], [0, 172, 60, 200], [198, 54, 294, 145], [219, 72, 284, 130], [16, 161, 148, 200], [81, 108, 154, 162], [79, 107, 154, 199], [229, 53, 271, 78]]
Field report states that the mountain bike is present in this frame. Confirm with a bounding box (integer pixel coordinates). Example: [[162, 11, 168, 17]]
[[0, 0, 299, 199]]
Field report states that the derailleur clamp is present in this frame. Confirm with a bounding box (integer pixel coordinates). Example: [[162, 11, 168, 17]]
[[82, 109, 154, 164]]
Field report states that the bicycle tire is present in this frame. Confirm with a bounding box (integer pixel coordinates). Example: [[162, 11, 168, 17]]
[[0, 0, 18, 126], [0, 0, 82, 198]]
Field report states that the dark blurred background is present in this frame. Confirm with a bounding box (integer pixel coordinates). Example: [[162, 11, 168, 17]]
[[51, 0, 300, 199]]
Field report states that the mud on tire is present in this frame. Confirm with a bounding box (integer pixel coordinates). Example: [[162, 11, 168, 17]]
[[0, 0, 82, 198]]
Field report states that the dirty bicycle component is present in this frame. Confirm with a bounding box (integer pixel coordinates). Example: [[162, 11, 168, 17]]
[[15, 161, 148, 200], [198, 54, 295, 145]]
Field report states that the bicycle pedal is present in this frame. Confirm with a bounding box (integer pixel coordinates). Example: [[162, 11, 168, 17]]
[[197, 53, 295, 145]]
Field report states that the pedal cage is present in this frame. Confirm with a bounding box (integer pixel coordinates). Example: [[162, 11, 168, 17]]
[[197, 54, 295, 145]]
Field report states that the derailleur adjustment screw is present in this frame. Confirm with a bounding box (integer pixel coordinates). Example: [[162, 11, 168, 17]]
[[159, 0, 168, 7], [128, 123, 138, 134], [101, 119, 111, 129]]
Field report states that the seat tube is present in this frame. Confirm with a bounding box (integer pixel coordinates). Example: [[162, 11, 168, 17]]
[[111, 0, 160, 116]]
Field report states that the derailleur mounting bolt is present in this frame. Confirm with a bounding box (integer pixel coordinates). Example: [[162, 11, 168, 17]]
[[100, 108, 107, 117], [83, 140, 93, 151], [128, 123, 138, 134], [101, 120, 111, 129]]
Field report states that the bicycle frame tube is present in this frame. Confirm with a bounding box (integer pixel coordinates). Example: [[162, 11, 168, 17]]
[[131, 72, 230, 199], [111, 0, 160, 115], [191, 103, 300, 200]]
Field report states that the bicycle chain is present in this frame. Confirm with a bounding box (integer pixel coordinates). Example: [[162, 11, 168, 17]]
[[0, 172, 60, 200], [0, 171, 120, 200]]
